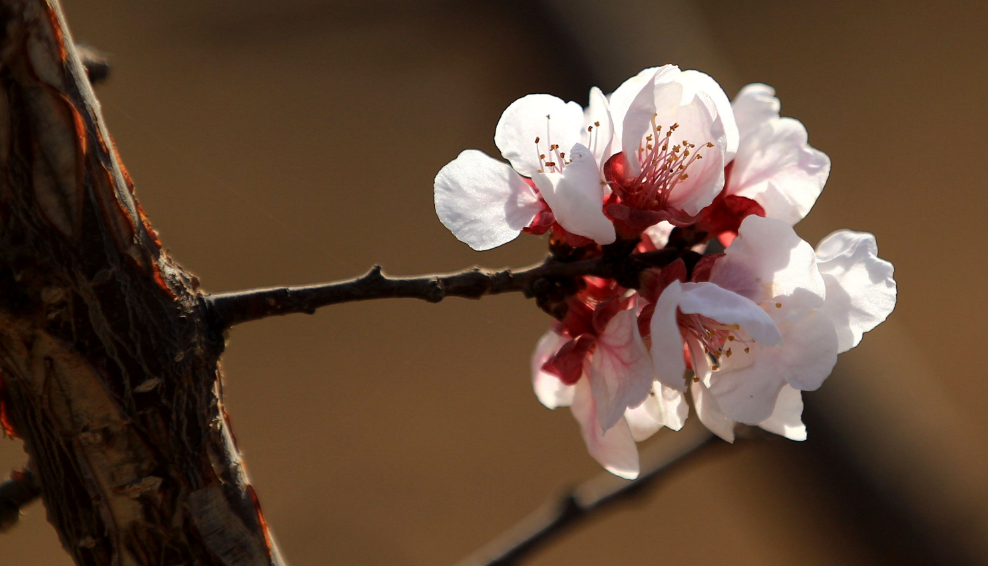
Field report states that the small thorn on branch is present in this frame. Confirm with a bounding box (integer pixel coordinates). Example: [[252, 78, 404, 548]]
[[0, 470, 41, 533]]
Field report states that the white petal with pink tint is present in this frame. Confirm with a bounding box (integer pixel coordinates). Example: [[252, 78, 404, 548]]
[[679, 282, 782, 346], [676, 70, 739, 161], [588, 306, 654, 432], [691, 381, 736, 443], [624, 383, 688, 442], [660, 93, 726, 216], [712, 215, 825, 308], [688, 337, 735, 442], [651, 280, 687, 391], [495, 94, 585, 177], [757, 385, 807, 441], [732, 84, 780, 139], [815, 230, 897, 353], [728, 117, 830, 226], [620, 76, 680, 176], [607, 65, 680, 154], [533, 143, 616, 245], [710, 309, 838, 422], [571, 379, 640, 479], [531, 330, 575, 409], [582, 86, 615, 166], [434, 149, 542, 251]]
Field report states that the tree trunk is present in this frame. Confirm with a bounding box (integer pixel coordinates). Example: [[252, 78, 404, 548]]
[[0, 1, 283, 564]]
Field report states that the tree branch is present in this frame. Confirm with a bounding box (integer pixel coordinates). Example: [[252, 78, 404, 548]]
[[454, 426, 717, 566], [0, 470, 40, 533], [207, 248, 686, 329]]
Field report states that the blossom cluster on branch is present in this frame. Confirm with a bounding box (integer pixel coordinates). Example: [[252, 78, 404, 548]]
[[434, 65, 896, 479]]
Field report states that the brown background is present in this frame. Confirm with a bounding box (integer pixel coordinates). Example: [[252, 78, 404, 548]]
[[3, 1, 988, 564]]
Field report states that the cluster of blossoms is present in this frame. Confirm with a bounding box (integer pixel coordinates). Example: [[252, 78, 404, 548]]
[[434, 65, 896, 479]]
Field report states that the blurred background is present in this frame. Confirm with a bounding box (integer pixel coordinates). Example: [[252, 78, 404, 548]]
[[3, 0, 988, 564]]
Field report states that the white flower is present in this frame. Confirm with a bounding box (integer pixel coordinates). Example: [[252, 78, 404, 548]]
[[725, 84, 831, 226], [650, 215, 895, 441], [434, 92, 616, 250], [602, 66, 738, 229]]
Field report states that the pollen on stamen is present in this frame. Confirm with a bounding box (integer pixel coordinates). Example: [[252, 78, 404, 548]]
[[725, 348, 733, 357], [744, 347, 750, 354], [712, 364, 720, 371], [775, 302, 783, 308], [594, 121, 600, 127]]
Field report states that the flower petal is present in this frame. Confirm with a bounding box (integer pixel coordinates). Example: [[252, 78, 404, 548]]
[[686, 338, 734, 441], [732, 83, 780, 139], [643, 221, 674, 249], [582, 86, 615, 166], [651, 280, 687, 390], [710, 310, 838, 422], [588, 306, 655, 432], [815, 230, 897, 353], [757, 384, 807, 441], [494, 94, 586, 176], [571, 379, 640, 479], [620, 73, 669, 176], [656, 90, 727, 215], [624, 383, 689, 442], [727, 117, 830, 226], [434, 150, 542, 251], [679, 282, 782, 346], [691, 380, 736, 443], [607, 65, 680, 155], [712, 216, 826, 310], [677, 70, 739, 162], [532, 143, 616, 245], [531, 330, 575, 409]]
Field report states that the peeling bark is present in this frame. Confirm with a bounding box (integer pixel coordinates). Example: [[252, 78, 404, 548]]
[[0, 1, 283, 564]]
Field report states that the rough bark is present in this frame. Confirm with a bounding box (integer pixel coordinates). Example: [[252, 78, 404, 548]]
[[0, 2, 283, 565]]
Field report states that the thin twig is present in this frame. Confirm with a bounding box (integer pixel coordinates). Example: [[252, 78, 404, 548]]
[[454, 426, 717, 566], [206, 248, 683, 329], [0, 470, 40, 533], [75, 43, 110, 85]]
